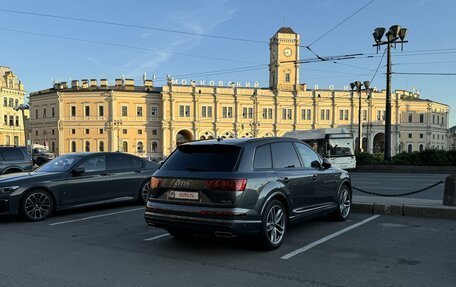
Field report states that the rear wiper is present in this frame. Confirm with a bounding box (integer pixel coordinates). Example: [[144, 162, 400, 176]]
[[186, 167, 207, 171]]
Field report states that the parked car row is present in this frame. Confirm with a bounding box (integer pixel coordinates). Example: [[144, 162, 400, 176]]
[[0, 137, 352, 250]]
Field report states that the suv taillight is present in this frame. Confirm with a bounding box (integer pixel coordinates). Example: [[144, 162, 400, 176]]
[[150, 177, 163, 189], [205, 179, 247, 192]]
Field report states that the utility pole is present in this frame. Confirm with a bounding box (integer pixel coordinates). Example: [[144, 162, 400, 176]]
[[372, 25, 408, 161], [350, 81, 371, 153]]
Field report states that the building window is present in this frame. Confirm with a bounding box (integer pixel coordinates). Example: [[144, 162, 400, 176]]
[[339, 109, 349, 121], [222, 107, 233, 118], [377, 110, 385, 121], [3, 98, 6, 107], [420, 133, 423, 139], [408, 144, 412, 153], [137, 141, 144, 153], [71, 129, 76, 135], [3, 115, 7, 125], [9, 115, 14, 126], [408, 113, 413, 123], [35, 109, 39, 119], [99, 141, 104, 152], [122, 141, 128, 152], [432, 115, 435, 124], [137, 106, 143, 117], [98, 106, 104, 116], [285, 72, 290, 83], [43, 108, 47, 118], [5, 135, 10, 146], [152, 129, 157, 136], [51, 141, 55, 153], [35, 131, 38, 136], [282, 108, 292, 120], [123, 129, 127, 135], [99, 128, 104, 134], [51, 107, 55, 118], [362, 110, 367, 121], [202, 106, 207, 118], [85, 129, 89, 135], [84, 105, 90, 116], [51, 129, 55, 135], [9, 98, 13, 107], [15, 116, 19, 126], [179, 105, 190, 117], [71, 106, 76, 117], [121, 105, 128, 117], [408, 133, 412, 139], [13, 136, 19, 146], [85, 141, 90, 152], [151, 141, 158, 152], [138, 129, 142, 135], [151, 106, 158, 117], [263, 108, 273, 120], [419, 114, 424, 123], [243, 107, 253, 119], [71, 141, 76, 152]]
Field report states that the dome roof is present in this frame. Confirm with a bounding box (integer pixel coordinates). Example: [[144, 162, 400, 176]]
[[276, 27, 296, 34]]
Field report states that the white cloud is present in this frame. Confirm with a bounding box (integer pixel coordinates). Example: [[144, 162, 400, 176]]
[[120, 1, 236, 78]]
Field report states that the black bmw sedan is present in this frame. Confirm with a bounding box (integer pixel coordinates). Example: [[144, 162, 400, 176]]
[[145, 137, 351, 250], [0, 152, 158, 221]]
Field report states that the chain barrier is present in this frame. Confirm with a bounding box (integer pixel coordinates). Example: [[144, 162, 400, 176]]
[[352, 179, 445, 197]]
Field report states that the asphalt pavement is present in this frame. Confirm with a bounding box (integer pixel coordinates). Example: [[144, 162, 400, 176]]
[[1, 203, 455, 287]]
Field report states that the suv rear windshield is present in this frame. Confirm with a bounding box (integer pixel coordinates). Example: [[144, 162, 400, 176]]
[[0, 147, 25, 161], [160, 144, 241, 172]]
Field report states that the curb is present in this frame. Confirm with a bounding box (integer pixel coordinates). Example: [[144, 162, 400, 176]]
[[352, 202, 456, 220]]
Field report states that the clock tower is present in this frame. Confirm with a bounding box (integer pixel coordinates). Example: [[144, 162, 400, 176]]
[[269, 27, 300, 91]]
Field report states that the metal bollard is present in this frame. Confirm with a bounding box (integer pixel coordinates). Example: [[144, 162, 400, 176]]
[[443, 175, 456, 206]]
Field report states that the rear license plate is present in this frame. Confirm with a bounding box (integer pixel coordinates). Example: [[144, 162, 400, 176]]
[[168, 190, 199, 200]]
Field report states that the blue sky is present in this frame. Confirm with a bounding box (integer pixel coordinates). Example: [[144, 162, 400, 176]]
[[1, 0, 455, 126]]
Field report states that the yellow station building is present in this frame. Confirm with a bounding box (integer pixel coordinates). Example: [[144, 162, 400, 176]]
[[0, 66, 27, 146], [29, 27, 450, 158]]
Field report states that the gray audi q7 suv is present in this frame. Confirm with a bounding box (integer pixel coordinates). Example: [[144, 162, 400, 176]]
[[145, 137, 351, 250]]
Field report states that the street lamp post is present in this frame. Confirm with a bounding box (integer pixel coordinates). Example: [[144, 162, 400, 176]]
[[372, 25, 408, 161], [13, 104, 29, 147], [350, 81, 371, 153], [112, 119, 123, 151]]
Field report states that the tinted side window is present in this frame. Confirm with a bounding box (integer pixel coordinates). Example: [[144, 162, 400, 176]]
[[109, 154, 134, 170], [270, 142, 301, 168], [130, 156, 143, 169], [295, 143, 321, 168], [0, 148, 25, 161], [77, 155, 106, 173], [254, 144, 272, 169]]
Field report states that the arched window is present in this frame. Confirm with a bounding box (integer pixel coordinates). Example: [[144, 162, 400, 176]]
[[419, 144, 424, 152], [99, 141, 104, 152], [71, 141, 76, 152], [200, 135, 206, 140], [137, 141, 144, 153], [408, 144, 413, 153], [122, 141, 128, 152], [85, 141, 90, 152]]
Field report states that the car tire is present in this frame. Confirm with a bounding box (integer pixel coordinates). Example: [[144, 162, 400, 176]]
[[138, 180, 151, 204], [20, 189, 54, 221], [329, 184, 351, 221], [258, 199, 287, 250], [166, 228, 194, 238]]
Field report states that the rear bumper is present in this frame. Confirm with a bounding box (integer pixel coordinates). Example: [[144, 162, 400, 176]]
[[145, 201, 262, 236]]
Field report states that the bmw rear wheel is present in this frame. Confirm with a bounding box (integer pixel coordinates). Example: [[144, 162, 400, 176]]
[[258, 199, 287, 250], [139, 181, 151, 204], [20, 190, 54, 221], [329, 184, 351, 221]]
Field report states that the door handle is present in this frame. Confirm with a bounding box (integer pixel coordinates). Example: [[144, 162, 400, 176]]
[[312, 174, 318, 181], [280, 177, 290, 183]]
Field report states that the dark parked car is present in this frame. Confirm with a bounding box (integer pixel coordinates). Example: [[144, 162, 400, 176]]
[[32, 148, 55, 166], [145, 138, 351, 250], [0, 152, 158, 221], [0, 146, 33, 174]]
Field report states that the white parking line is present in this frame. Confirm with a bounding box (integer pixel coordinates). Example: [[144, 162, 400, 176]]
[[49, 207, 144, 226], [144, 233, 170, 241], [281, 215, 380, 260]]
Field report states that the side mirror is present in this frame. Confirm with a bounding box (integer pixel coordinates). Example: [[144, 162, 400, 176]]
[[71, 167, 85, 176], [310, 160, 322, 169], [322, 158, 332, 169]]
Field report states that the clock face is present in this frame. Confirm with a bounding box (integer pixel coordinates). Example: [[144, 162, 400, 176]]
[[283, 48, 292, 57]]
